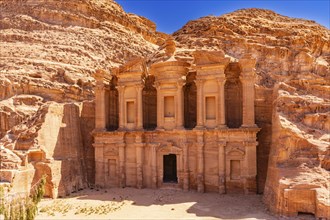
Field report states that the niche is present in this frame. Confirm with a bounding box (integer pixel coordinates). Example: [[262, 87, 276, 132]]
[[142, 75, 157, 130], [230, 160, 241, 180], [107, 76, 119, 131], [225, 63, 242, 128], [184, 72, 197, 129], [205, 96, 216, 120], [164, 96, 175, 117], [126, 101, 135, 123]]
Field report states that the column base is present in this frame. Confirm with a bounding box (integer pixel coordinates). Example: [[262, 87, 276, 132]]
[[117, 127, 126, 131], [193, 125, 205, 130], [240, 124, 258, 128], [175, 126, 185, 131], [217, 124, 228, 129], [94, 128, 107, 133], [219, 186, 226, 194]]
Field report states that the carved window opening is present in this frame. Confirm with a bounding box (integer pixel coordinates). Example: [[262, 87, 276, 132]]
[[163, 154, 178, 183], [205, 96, 216, 120], [230, 160, 241, 180], [107, 76, 119, 131], [142, 75, 157, 130], [164, 96, 175, 118], [184, 72, 197, 129], [126, 101, 135, 123], [225, 63, 242, 128]]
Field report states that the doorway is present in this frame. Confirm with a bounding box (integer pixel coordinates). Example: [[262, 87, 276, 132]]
[[163, 154, 178, 183]]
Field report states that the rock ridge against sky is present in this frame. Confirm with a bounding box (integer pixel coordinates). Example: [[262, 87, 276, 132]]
[[0, 0, 329, 218]]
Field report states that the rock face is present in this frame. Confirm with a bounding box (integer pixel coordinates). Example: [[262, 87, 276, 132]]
[[0, 1, 329, 218], [0, 0, 162, 198], [263, 83, 330, 217]]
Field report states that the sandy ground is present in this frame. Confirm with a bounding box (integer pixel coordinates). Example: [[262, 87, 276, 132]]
[[36, 188, 314, 220]]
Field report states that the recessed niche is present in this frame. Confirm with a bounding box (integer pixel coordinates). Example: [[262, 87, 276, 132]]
[[206, 96, 216, 120], [164, 96, 175, 118], [126, 101, 135, 123]]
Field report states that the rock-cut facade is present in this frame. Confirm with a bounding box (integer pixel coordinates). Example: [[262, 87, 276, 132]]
[[93, 51, 260, 193]]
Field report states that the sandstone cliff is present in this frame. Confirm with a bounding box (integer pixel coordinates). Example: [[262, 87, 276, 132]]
[[0, 1, 329, 217], [172, 8, 329, 217], [0, 0, 163, 197]]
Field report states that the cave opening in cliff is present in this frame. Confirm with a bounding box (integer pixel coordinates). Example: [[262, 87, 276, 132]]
[[107, 76, 119, 131], [143, 75, 157, 130], [184, 72, 197, 129], [297, 212, 315, 218], [225, 63, 242, 128]]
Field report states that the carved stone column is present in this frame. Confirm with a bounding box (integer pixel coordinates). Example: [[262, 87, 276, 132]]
[[182, 140, 189, 191], [135, 134, 144, 189], [196, 131, 204, 192], [93, 143, 105, 188], [217, 77, 227, 129], [240, 77, 256, 127], [195, 79, 204, 130], [176, 81, 184, 129], [218, 140, 226, 194], [155, 83, 164, 130], [136, 85, 144, 130], [118, 142, 126, 188], [151, 144, 158, 188], [95, 82, 106, 130], [117, 86, 125, 130], [243, 141, 257, 194], [238, 55, 256, 128]]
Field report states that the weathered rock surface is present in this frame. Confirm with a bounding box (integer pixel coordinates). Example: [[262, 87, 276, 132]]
[[264, 84, 329, 217], [0, 0, 163, 197], [171, 9, 329, 217], [0, 1, 329, 218]]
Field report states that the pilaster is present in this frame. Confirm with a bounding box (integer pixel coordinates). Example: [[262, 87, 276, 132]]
[[218, 140, 226, 194], [151, 143, 158, 189], [118, 142, 126, 188], [217, 76, 227, 129], [196, 131, 204, 192], [117, 86, 125, 130], [240, 77, 256, 128], [182, 139, 189, 191], [155, 83, 164, 130], [195, 79, 205, 130], [93, 143, 105, 188], [136, 85, 144, 130], [176, 80, 185, 129], [239, 55, 257, 128], [135, 134, 144, 189]]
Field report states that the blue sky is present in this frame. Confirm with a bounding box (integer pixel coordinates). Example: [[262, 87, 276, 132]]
[[117, 0, 330, 34]]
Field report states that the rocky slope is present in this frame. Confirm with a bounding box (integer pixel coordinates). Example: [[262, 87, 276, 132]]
[[0, 0, 164, 197], [0, 1, 329, 217], [172, 8, 329, 217]]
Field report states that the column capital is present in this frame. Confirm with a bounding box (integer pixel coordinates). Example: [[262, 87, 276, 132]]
[[116, 85, 126, 92], [216, 76, 226, 84], [217, 141, 226, 147], [239, 75, 255, 83], [154, 81, 161, 90], [95, 82, 105, 91], [177, 79, 185, 88], [135, 84, 144, 91], [194, 79, 205, 87]]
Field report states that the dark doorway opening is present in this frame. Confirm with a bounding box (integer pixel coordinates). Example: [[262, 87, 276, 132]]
[[163, 154, 177, 183], [184, 72, 197, 129], [143, 75, 157, 130], [297, 212, 315, 218]]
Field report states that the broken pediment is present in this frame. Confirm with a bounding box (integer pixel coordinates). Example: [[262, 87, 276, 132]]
[[193, 50, 227, 65]]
